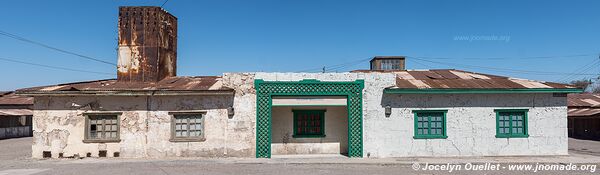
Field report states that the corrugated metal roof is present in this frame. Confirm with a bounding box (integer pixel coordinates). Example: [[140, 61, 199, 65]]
[[0, 109, 32, 116], [567, 93, 600, 117], [352, 69, 576, 89], [568, 93, 600, 107], [0, 92, 33, 105], [16, 76, 233, 95], [568, 108, 600, 117]]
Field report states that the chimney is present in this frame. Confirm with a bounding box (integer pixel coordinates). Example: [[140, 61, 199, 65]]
[[117, 6, 177, 82], [369, 56, 406, 71]]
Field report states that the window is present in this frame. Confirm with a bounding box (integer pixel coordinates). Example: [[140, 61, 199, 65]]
[[84, 114, 119, 143], [495, 109, 528, 138], [380, 59, 401, 70], [293, 110, 325, 138], [171, 113, 205, 142], [413, 110, 447, 139]]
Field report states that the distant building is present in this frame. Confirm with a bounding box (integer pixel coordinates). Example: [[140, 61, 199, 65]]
[[17, 6, 583, 159], [568, 93, 600, 139], [0, 91, 33, 139]]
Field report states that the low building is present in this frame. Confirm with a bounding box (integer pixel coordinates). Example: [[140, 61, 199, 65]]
[[0, 91, 33, 139], [17, 6, 582, 159], [567, 93, 600, 139]]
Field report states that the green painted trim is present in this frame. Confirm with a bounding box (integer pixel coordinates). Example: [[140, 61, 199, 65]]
[[272, 104, 346, 107], [292, 110, 326, 138], [495, 109, 529, 138], [254, 79, 365, 158], [292, 109, 327, 112], [299, 79, 320, 83], [412, 110, 449, 113], [413, 110, 448, 139], [292, 135, 327, 138], [384, 88, 583, 94], [495, 134, 529, 138], [494, 109, 530, 112], [413, 135, 448, 139]]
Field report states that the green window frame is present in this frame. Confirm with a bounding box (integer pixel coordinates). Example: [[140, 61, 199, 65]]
[[413, 110, 448, 139], [292, 110, 326, 138], [84, 114, 121, 143], [495, 109, 529, 138]]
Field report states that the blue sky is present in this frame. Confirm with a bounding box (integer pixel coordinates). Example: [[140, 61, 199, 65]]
[[0, 0, 599, 90]]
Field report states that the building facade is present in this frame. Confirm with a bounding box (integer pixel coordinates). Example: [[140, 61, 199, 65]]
[[16, 6, 582, 159], [0, 91, 33, 139], [18, 71, 580, 158], [567, 93, 600, 139]]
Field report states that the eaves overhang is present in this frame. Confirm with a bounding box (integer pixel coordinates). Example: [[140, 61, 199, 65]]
[[15, 90, 235, 96], [383, 88, 584, 94]]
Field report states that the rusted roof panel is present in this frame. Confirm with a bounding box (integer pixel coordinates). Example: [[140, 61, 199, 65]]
[[0, 92, 33, 105], [432, 70, 460, 79], [567, 94, 600, 117], [406, 71, 430, 80], [351, 69, 577, 90], [0, 109, 32, 116], [568, 108, 600, 117], [568, 94, 600, 107], [395, 79, 419, 89], [16, 76, 232, 94]]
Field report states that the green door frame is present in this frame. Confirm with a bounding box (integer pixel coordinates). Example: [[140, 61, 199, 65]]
[[254, 79, 364, 158]]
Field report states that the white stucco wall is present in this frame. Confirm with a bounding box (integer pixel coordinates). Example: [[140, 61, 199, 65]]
[[253, 72, 569, 158], [271, 106, 348, 154], [30, 72, 569, 158], [368, 93, 568, 157]]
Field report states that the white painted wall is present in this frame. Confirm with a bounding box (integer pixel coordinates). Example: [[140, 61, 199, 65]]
[[368, 93, 568, 157], [271, 106, 348, 155], [253, 72, 568, 158], [30, 72, 569, 158]]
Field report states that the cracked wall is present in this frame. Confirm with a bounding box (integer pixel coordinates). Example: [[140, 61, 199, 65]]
[[31, 73, 257, 158], [31, 72, 569, 158]]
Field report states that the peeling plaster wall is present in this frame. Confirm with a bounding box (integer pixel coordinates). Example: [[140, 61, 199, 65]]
[[31, 72, 569, 158], [222, 73, 257, 157], [31, 73, 257, 158], [32, 96, 144, 158]]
